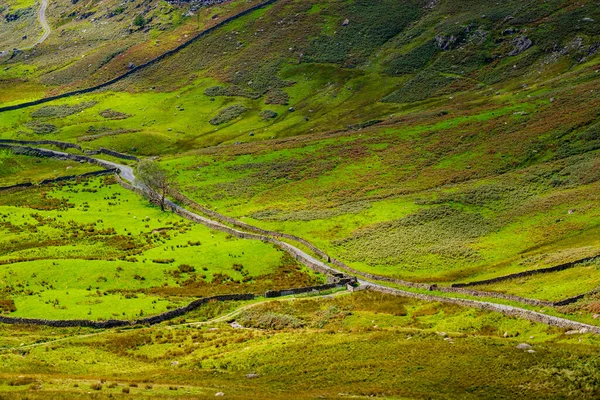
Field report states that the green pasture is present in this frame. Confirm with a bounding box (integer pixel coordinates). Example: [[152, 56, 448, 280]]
[[0, 151, 98, 186], [477, 261, 600, 302], [0, 291, 599, 399], [0, 176, 315, 319]]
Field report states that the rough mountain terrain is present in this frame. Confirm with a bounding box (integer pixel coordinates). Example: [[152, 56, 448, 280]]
[[1, 0, 600, 398]]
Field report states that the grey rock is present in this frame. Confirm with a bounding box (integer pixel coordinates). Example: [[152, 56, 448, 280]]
[[516, 343, 532, 350], [509, 36, 532, 56], [435, 34, 457, 51]]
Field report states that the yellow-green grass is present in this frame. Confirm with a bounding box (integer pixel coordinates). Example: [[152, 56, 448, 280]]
[[0, 151, 99, 187], [475, 262, 600, 302], [4, 0, 37, 10], [0, 291, 599, 399], [161, 119, 600, 286], [0, 177, 321, 319]]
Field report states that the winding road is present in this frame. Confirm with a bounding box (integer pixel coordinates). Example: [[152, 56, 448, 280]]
[[31, 0, 51, 48], [2, 143, 600, 334], [0, 0, 51, 56]]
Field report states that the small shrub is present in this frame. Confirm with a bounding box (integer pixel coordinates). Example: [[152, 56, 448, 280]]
[[260, 110, 278, 120], [133, 14, 145, 27], [153, 259, 175, 264], [25, 122, 57, 135], [265, 89, 289, 105], [90, 382, 102, 391], [210, 105, 249, 125], [178, 264, 195, 273]]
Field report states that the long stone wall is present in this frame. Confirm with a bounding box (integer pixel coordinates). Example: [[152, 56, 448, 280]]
[[265, 278, 354, 298], [451, 256, 600, 288], [0, 139, 82, 151], [0, 144, 111, 168], [0, 0, 279, 113], [0, 280, 356, 328], [169, 191, 599, 308], [0, 168, 116, 192], [0, 182, 34, 192], [85, 148, 139, 161], [553, 286, 600, 307], [366, 284, 600, 334], [0, 294, 255, 328], [39, 168, 117, 185]]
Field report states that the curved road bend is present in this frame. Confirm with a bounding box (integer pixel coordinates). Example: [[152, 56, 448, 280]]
[[11, 146, 600, 334], [31, 0, 51, 48], [0, 0, 50, 56]]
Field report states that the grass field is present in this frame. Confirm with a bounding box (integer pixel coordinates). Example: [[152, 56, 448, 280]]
[[477, 261, 600, 302], [0, 176, 323, 320], [1, 0, 600, 397], [0, 151, 99, 187], [0, 291, 599, 399]]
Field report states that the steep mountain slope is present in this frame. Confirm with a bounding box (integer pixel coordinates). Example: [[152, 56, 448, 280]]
[[1, 2, 600, 398], [1, 0, 599, 289]]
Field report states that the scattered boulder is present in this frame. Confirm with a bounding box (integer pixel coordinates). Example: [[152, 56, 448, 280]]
[[424, 0, 440, 9], [509, 36, 532, 56], [342, 18, 350, 26], [516, 343, 532, 350], [435, 34, 457, 51], [245, 373, 259, 379], [215, 392, 225, 397], [581, 17, 595, 23]]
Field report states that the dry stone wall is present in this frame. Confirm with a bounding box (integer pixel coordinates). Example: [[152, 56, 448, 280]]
[[0, 139, 82, 151], [85, 148, 138, 161], [0, 144, 116, 170], [0, 0, 280, 113], [366, 284, 600, 334], [452, 256, 600, 288], [0, 294, 255, 328], [169, 191, 599, 309]]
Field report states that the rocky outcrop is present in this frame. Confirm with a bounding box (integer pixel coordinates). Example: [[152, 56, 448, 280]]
[[435, 34, 458, 51], [509, 36, 532, 56]]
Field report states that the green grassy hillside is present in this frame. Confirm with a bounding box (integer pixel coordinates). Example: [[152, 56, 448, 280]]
[[1, 0, 600, 398]]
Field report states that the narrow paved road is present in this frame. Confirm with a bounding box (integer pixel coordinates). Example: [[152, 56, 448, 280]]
[[31, 0, 51, 48], [4, 144, 600, 334]]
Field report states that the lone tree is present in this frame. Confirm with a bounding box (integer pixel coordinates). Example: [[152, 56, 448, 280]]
[[135, 159, 174, 211]]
